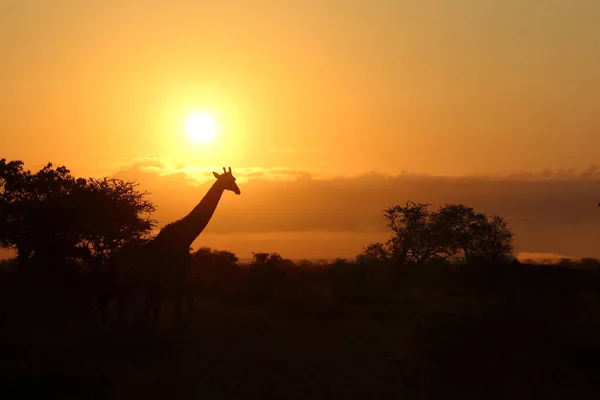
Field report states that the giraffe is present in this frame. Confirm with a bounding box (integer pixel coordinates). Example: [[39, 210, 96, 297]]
[[114, 167, 241, 324]]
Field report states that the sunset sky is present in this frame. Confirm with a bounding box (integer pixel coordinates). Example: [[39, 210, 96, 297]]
[[2, 0, 600, 260]]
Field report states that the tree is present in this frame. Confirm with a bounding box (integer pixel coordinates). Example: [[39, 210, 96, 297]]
[[192, 247, 214, 264], [247, 252, 290, 301], [250, 252, 292, 267], [366, 201, 515, 269], [355, 242, 390, 264], [466, 215, 514, 266], [0, 159, 155, 275], [188, 247, 239, 285], [251, 252, 271, 266], [579, 258, 600, 269], [214, 250, 239, 266], [383, 201, 447, 266], [191, 247, 238, 267], [296, 259, 316, 268], [431, 204, 481, 262], [432, 204, 514, 265]]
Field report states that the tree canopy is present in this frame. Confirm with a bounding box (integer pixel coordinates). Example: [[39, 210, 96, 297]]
[[0, 159, 156, 272], [192, 247, 239, 268], [357, 201, 514, 267]]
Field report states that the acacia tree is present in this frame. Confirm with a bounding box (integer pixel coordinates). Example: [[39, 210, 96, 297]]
[[431, 204, 481, 261], [465, 214, 514, 266], [0, 159, 155, 275], [72, 177, 156, 261], [358, 201, 515, 268], [0, 159, 34, 266], [383, 201, 448, 266], [432, 204, 514, 265]]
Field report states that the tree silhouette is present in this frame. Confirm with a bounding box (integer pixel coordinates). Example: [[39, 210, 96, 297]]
[[464, 214, 514, 266], [433, 204, 514, 265], [383, 201, 446, 266], [369, 201, 514, 268], [191, 247, 239, 268], [0, 159, 155, 278], [251, 252, 272, 266], [355, 242, 390, 264]]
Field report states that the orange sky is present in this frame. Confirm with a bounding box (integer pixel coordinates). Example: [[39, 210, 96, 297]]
[[2, 0, 600, 260]]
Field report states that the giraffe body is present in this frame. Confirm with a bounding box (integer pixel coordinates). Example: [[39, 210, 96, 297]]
[[109, 167, 240, 324]]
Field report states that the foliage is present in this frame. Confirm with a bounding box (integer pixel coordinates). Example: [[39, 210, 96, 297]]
[[579, 257, 600, 269], [250, 252, 295, 268], [187, 247, 241, 293], [0, 159, 156, 271], [355, 242, 390, 264], [434, 204, 514, 265], [356, 201, 515, 267], [192, 246, 239, 267], [384, 201, 446, 265]]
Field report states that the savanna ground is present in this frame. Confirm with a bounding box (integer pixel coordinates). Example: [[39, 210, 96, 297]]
[[1, 258, 599, 400]]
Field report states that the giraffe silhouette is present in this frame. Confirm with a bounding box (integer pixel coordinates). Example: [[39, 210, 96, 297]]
[[114, 167, 241, 324]]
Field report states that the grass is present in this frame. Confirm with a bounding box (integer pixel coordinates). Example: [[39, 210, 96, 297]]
[[1, 260, 599, 399]]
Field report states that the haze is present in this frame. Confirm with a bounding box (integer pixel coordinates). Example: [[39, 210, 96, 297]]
[[2, 0, 600, 260]]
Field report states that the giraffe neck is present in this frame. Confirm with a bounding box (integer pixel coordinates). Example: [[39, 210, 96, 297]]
[[155, 181, 225, 249]]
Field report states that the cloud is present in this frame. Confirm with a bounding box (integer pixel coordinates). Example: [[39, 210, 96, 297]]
[[496, 165, 600, 181], [108, 162, 600, 258], [1, 162, 599, 260], [516, 252, 576, 262], [269, 148, 323, 154], [113, 156, 313, 185]]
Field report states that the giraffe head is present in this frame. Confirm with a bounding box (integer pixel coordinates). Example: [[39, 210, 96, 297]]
[[213, 167, 241, 195]]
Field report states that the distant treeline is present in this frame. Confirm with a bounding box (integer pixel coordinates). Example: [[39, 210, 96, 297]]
[[1, 158, 598, 316]]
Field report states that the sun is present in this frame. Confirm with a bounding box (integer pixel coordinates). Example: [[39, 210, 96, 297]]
[[185, 112, 217, 143]]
